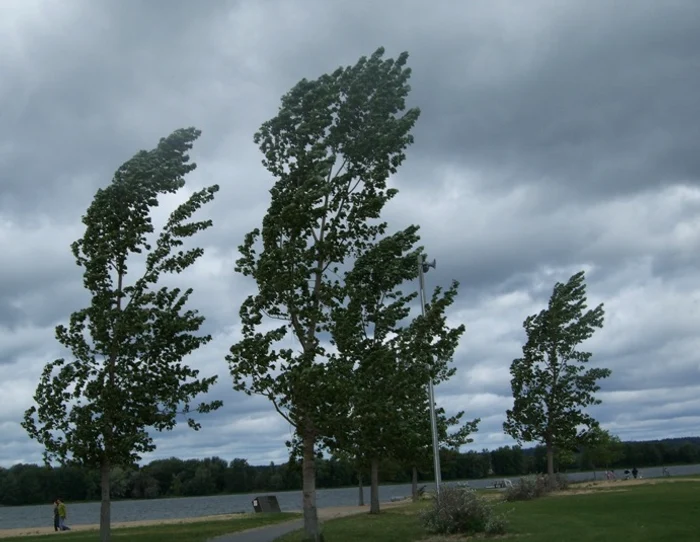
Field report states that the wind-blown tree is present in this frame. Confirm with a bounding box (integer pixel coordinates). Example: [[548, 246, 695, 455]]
[[227, 48, 420, 540], [22, 128, 222, 542], [581, 427, 624, 478], [328, 227, 467, 514], [503, 270, 610, 476], [402, 405, 480, 501]]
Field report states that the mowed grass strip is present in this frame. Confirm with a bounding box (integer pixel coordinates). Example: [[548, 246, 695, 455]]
[[277, 481, 700, 542], [276, 503, 426, 542], [0, 513, 301, 542], [509, 481, 700, 541]]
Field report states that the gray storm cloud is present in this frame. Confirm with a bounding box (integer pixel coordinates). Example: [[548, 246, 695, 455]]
[[1, 0, 699, 466]]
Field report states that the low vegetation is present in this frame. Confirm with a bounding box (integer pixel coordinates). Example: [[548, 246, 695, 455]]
[[505, 473, 570, 501], [277, 478, 700, 542], [420, 484, 509, 536]]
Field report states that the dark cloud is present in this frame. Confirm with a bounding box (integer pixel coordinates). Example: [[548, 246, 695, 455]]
[[1, 0, 699, 467]]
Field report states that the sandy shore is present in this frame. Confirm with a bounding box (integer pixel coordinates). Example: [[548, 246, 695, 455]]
[[573, 476, 700, 489], [0, 500, 410, 538]]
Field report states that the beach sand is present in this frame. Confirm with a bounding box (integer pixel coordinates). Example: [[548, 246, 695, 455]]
[[0, 500, 410, 538]]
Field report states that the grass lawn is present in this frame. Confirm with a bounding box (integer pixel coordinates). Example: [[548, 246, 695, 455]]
[[276, 480, 700, 541], [508, 481, 700, 541], [0, 513, 300, 542], [276, 504, 426, 542]]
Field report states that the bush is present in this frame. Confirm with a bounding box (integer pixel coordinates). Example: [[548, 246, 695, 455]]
[[420, 484, 510, 536], [505, 473, 569, 502], [553, 472, 569, 490]]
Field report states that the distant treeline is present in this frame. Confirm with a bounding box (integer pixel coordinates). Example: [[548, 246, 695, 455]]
[[2, 436, 699, 506]]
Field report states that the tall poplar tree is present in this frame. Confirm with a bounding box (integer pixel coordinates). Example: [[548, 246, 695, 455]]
[[22, 128, 222, 542], [328, 227, 466, 514], [227, 47, 420, 541], [503, 270, 610, 475]]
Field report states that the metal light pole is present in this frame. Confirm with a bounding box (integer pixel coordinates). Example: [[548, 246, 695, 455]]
[[418, 254, 442, 497]]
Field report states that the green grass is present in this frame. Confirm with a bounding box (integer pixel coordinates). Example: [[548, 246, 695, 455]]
[[508, 481, 700, 541], [0, 513, 300, 542], [277, 480, 700, 541], [276, 503, 426, 542]]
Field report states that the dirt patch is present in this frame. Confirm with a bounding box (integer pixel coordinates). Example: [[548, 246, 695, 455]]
[[551, 488, 629, 496], [571, 477, 700, 491], [545, 476, 700, 497]]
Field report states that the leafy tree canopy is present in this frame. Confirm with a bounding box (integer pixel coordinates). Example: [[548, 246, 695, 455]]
[[227, 47, 421, 539], [23, 127, 222, 469], [503, 270, 610, 474]]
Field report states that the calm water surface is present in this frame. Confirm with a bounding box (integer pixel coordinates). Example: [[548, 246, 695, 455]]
[[2, 464, 699, 530]]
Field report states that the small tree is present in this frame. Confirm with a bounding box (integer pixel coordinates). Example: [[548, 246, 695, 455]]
[[22, 128, 222, 542], [503, 270, 610, 476], [402, 405, 480, 501], [328, 227, 467, 514], [582, 427, 624, 478], [227, 48, 420, 541]]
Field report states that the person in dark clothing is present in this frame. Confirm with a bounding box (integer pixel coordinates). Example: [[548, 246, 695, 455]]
[[53, 500, 60, 532], [632, 467, 638, 479]]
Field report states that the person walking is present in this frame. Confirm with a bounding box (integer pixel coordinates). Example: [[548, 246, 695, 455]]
[[57, 498, 70, 531], [52, 500, 60, 532]]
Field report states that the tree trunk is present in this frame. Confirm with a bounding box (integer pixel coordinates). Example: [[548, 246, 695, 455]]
[[411, 466, 419, 502], [100, 460, 111, 542], [301, 431, 321, 541], [358, 472, 364, 506], [546, 443, 554, 476], [369, 457, 380, 515]]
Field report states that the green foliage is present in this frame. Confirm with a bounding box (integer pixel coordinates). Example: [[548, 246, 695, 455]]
[[504, 473, 570, 502], [441, 411, 481, 451], [228, 46, 420, 430], [580, 427, 625, 471], [23, 128, 221, 469], [392, 279, 479, 472], [227, 46, 421, 539], [420, 484, 509, 536], [326, 227, 423, 458], [401, 405, 480, 476], [327, 228, 471, 472], [3, 438, 700, 507], [21, 129, 220, 542], [503, 270, 610, 472], [490, 445, 525, 476]]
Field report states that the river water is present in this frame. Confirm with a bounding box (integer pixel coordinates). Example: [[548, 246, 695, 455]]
[[2, 464, 699, 530]]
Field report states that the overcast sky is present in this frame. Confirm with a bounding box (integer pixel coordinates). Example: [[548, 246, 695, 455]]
[[1, 0, 699, 469]]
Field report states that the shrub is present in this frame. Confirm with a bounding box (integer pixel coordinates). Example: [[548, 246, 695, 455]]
[[505, 476, 539, 501], [505, 473, 570, 502], [553, 472, 569, 490], [420, 484, 510, 536]]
